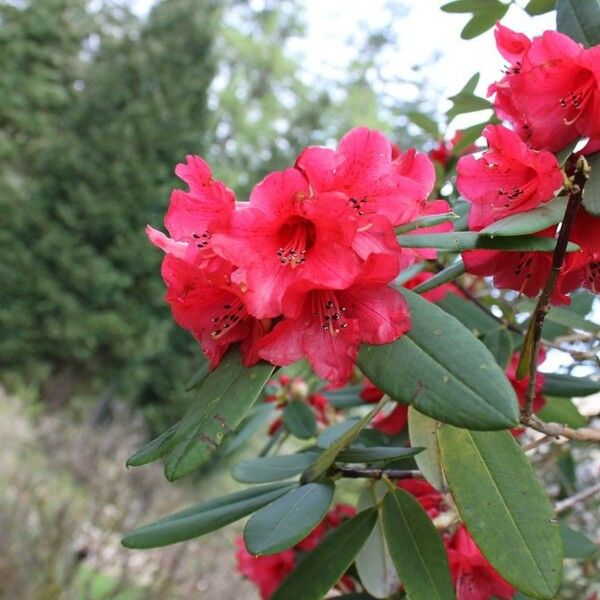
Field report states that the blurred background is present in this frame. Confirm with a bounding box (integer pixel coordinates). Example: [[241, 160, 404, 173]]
[[0, 1, 579, 599]]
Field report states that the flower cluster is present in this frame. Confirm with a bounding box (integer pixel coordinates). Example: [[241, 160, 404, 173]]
[[235, 504, 356, 599], [148, 128, 449, 383], [236, 479, 515, 600], [459, 25, 600, 304]]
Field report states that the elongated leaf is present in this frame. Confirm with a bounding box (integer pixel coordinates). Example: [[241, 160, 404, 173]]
[[538, 396, 587, 429], [337, 446, 423, 464], [382, 487, 454, 600], [282, 400, 317, 439], [126, 421, 179, 467], [222, 404, 275, 457], [525, 0, 554, 15], [271, 508, 377, 600], [317, 419, 360, 447], [358, 288, 519, 430], [185, 359, 210, 391], [407, 110, 440, 137], [583, 151, 600, 215], [556, 0, 600, 47], [244, 481, 335, 555], [395, 212, 458, 234], [355, 483, 400, 599], [447, 92, 494, 118], [437, 291, 501, 336], [560, 523, 598, 559], [163, 349, 275, 481], [410, 260, 465, 295], [461, 3, 509, 39], [121, 482, 295, 549], [323, 384, 365, 408], [397, 231, 579, 252], [481, 197, 568, 237], [452, 120, 490, 153], [483, 327, 513, 369], [542, 372, 600, 397], [233, 452, 320, 484], [439, 426, 562, 599], [302, 398, 388, 483], [441, 0, 492, 14], [408, 407, 446, 491]]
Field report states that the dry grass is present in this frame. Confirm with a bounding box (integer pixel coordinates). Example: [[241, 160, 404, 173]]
[[0, 388, 258, 600]]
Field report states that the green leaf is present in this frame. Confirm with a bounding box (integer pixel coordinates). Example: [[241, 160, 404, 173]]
[[560, 523, 598, 559], [409, 260, 465, 296], [483, 327, 513, 369], [542, 373, 600, 397], [336, 446, 423, 464], [447, 92, 493, 119], [355, 483, 400, 599], [556, 0, 600, 47], [538, 396, 587, 428], [480, 197, 568, 237], [583, 151, 600, 215], [437, 292, 501, 336], [185, 359, 210, 391], [302, 398, 388, 482], [439, 426, 562, 599], [244, 481, 335, 555], [126, 421, 179, 467], [316, 419, 360, 447], [441, 0, 496, 13], [271, 508, 378, 600], [397, 231, 580, 252], [395, 212, 458, 234], [222, 404, 275, 457], [452, 120, 490, 153], [461, 3, 509, 39], [408, 407, 446, 491], [162, 349, 275, 481], [461, 72, 480, 94], [323, 384, 365, 408], [407, 110, 440, 137], [121, 482, 295, 549], [556, 138, 581, 166], [358, 288, 519, 430], [525, 0, 555, 16], [232, 452, 320, 484], [382, 487, 455, 600], [282, 400, 317, 439]]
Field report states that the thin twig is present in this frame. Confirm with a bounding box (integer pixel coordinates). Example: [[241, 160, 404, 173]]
[[555, 482, 600, 514], [523, 434, 556, 452], [332, 466, 422, 480], [522, 414, 600, 443], [521, 156, 590, 418]]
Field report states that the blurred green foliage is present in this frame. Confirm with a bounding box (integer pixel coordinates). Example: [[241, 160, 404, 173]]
[[0, 0, 426, 432]]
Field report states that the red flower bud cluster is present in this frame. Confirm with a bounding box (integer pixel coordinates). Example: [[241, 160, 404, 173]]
[[148, 128, 450, 384], [235, 504, 356, 599]]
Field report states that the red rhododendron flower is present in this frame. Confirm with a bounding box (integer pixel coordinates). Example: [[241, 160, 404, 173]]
[[236, 504, 356, 598], [211, 168, 362, 318], [446, 525, 515, 600], [397, 478, 445, 518], [146, 154, 235, 269], [429, 131, 477, 167], [296, 127, 435, 228], [360, 379, 385, 403], [506, 351, 546, 413], [463, 207, 600, 304], [258, 256, 411, 385], [489, 24, 600, 152], [235, 537, 295, 599], [160, 255, 265, 367], [403, 270, 463, 303], [372, 403, 409, 436], [457, 125, 562, 230]]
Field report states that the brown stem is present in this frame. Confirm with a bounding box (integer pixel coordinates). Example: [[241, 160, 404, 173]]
[[521, 156, 590, 418], [521, 413, 600, 443], [555, 482, 600, 514], [332, 466, 422, 480]]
